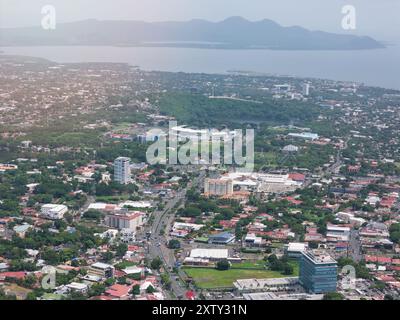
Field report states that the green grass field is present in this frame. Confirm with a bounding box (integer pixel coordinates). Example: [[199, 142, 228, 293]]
[[230, 261, 266, 269], [255, 151, 278, 168], [183, 267, 295, 289], [183, 260, 300, 289]]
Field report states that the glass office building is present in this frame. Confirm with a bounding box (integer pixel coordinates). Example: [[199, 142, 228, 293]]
[[299, 250, 338, 294]]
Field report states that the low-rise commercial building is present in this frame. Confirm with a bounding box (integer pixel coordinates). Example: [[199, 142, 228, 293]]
[[326, 224, 350, 242], [105, 211, 144, 231], [243, 292, 323, 300], [234, 277, 300, 292], [41, 204, 68, 220], [189, 248, 229, 261], [208, 232, 235, 245], [88, 262, 115, 279]]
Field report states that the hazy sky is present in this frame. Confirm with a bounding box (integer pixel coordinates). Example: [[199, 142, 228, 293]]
[[1, 0, 399, 42]]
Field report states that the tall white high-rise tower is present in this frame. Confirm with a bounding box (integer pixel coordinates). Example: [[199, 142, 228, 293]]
[[114, 157, 131, 184]]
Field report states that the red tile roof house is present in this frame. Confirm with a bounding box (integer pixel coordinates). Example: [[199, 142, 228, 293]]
[[392, 259, 400, 265], [347, 165, 361, 173], [285, 196, 303, 206], [266, 229, 291, 240], [251, 231, 269, 237], [22, 208, 39, 217], [74, 166, 95, 175], [288, 173, 306, 182], [127, 245, 141, 252], [379, 197, 397, 208], [258, 213, 275, 221], [56, 265, 80, 272], [114, 269, 126, 278], [388, 266, 400, 272], [376, 275, 397, 283], [247, 222, 267, 232], [0, 271, 26, 282], [370, 161, 378, 168], [153, 183, 173, 190], [365, 255, 393, 265], [243, 206, 258, 213], [0, 217, 14, 224], [104, 284, 132, 300], [219, 220, 238, 229]]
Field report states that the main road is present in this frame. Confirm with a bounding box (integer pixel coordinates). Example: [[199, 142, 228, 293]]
[[326, 138, 349, 176], [349, 229, 362, 262], [147, 169, 206, 299]]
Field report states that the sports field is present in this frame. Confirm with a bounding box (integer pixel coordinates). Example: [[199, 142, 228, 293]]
[[183, 266, 296, 289]]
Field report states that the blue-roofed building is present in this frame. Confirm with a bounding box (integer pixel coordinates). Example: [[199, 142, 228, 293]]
[[299, 250, 338, 294], [208, 232, 235, 245], [13, 224, 33, 238]]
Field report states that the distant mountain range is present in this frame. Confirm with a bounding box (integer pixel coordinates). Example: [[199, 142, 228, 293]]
[[0, 17, 384, 50]]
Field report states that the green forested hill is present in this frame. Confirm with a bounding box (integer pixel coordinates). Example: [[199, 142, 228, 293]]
[[158, 92, 321, 127]]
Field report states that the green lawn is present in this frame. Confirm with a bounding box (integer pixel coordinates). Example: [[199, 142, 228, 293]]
[[255, 151, 278, 168], [230, 261, 266, 269], [270, 242, 285, 249], [114, 260, 138, 270], [184, 259, 300, 289], [183, 267, 292, 289]]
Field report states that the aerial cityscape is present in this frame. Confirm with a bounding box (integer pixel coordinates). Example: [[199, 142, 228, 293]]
[[0, 0, 400, 309]]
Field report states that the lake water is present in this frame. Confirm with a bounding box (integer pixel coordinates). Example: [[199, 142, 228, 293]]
[[1, 45, 400, 90]]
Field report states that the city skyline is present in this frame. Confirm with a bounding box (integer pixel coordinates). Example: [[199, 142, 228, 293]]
[[1, 1, 400, 305]]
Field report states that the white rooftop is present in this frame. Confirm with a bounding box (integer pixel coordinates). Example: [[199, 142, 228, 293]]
[[286, 242, 307, 252], [190, 248, 228, 259], [122, 266, 143, 275], [327, 225, 351, 232], [66, 282, 88, 290], [302, 250, 337, 264], [120, 200, 152, 208], [42, 204, 67, 210], [91, 262, 114, 269], [234, 277, 299, 290]]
